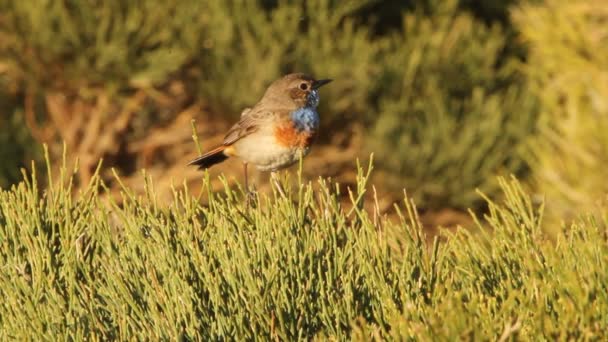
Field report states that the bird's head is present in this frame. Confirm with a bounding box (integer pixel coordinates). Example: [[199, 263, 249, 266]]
[[262, 73, 332, 109]]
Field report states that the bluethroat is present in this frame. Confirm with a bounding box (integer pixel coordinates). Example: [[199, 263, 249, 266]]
[[188, 73, 332, 194]]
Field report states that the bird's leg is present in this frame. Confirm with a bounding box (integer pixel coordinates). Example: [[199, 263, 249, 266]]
[[271, 171, 287, 198], [243, 162, 255, 207], [243, 162, 249, 192]]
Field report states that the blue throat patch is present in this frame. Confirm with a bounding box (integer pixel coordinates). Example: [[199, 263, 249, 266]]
[[291, 107, 320, 132]]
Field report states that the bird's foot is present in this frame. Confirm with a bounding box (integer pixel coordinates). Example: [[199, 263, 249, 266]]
[[244, 185, 258, 208]]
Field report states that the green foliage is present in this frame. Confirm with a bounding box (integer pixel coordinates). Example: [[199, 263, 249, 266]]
[[513, 0, 608, 223], [371, 1, 537, 209], [0, 0, 205, 92], [0, 0, 382, 119], [0, 0, 536, 210], [355, 177, 608, 340], [0, 85, 39, 188], [0, 156, 606, 340]]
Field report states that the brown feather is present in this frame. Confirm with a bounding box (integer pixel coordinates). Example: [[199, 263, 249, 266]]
[[222, 109, 271, 145]]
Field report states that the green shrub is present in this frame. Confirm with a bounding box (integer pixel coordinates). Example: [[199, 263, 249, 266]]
[[0, 155, 606, 340], [0, 0, 206, 92], [513, 0, 608, 224], [0, 0, 381, 120], [0, 0, 537, 211], [0, 83, 39, 188], [0, 0, 213, 186], [370, 1, 537, 210], [354, 179, 608, 340]]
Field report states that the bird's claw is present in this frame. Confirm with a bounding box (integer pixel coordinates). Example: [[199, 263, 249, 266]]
[[244, 185, 258, 208]]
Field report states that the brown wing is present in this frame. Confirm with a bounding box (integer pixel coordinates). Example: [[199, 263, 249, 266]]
[[222, 108, 273, 145]]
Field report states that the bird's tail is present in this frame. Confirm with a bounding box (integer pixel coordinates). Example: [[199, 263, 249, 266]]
[[188, 145, 230, 170]]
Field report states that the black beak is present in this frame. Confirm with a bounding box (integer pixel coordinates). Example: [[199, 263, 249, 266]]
[[312, 79, 332, 90]]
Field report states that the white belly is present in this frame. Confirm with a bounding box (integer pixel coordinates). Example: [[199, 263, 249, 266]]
[[233, 133, 310, 171]]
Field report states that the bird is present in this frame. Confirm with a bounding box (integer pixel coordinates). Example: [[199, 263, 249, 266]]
[[188, 73, 332, 196]]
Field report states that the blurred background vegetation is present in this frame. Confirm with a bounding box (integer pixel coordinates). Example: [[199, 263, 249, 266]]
[[0, 0, 604, 227]]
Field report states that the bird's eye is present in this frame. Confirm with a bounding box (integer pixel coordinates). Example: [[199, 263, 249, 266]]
[[299, 83, 308, 90]]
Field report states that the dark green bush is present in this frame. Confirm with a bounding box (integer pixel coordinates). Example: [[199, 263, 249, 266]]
[[0, 84, 39, 188]]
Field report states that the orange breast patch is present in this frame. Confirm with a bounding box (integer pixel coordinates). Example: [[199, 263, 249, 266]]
[[274, 122, 316, 148]]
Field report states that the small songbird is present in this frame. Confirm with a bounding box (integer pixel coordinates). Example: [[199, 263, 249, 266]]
[[188, 73, 332, 193]]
